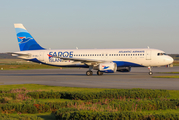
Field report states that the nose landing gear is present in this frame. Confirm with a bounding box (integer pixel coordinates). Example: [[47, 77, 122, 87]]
[[148, 66, 153, 75]]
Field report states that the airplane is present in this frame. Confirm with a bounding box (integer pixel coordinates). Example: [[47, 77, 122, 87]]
[[11, 23, 174, 76]]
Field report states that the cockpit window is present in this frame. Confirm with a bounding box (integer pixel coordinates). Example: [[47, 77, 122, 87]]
[[157, 53, 166, 56]]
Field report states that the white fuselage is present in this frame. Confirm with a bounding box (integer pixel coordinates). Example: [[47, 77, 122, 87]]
[[15, 48, 173, 67]]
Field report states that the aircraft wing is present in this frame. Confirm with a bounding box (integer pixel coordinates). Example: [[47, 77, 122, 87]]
[[48, 54, 105, 63]]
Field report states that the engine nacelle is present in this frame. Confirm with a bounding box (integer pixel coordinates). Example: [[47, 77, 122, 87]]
[[94, 62, 117, 73], [117, 67, 131, 72]]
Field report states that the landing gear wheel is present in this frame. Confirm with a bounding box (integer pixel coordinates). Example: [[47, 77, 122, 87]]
[[148, 66, 153, 75], [97, 70, 103, 76], [86, 71, 93, 76], [149, 71, 153, 75]]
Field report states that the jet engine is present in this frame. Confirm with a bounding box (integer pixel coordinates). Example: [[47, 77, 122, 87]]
[[117, 67, 131, 72], [93, 62, 117, 73]]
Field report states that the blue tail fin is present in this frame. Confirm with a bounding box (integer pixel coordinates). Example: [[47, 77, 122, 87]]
[[14, 23, 45, 51]]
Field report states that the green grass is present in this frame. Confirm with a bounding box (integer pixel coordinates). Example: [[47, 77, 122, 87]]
[[0, 59, 60, 70], [1, 84, 179, 98], [158, 72, 179, 74], [0, 84, 109, 92], [1, 84, 179, 120], [16, 109, 179, 120], [168, 90, 179, 99], [9, 113, 55, 120], [37, 98, 71, 103], [139, 108, 179, 114], [1, 84, 179, 99], [152, 76, 179, 78], [0, 64, 60, 70], [173, 61, 179, 66]]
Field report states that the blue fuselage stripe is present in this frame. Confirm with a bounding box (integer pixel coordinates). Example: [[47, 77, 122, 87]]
[[113, 61, 144, 67], [29, 58, 143, 68]]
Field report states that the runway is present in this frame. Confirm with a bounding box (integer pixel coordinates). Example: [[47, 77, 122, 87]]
[[0, 67, 179, 90]]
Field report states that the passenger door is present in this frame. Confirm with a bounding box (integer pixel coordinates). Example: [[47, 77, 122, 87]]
[[146, 50, 151, 60]]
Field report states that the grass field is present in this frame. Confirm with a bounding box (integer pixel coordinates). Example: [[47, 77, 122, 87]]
[[173, 61, 179, 66], [153, 76, 179, 78], [158, 72, 179, 74], [0, 59, 60, 70], [1, 84, 178, 99], [0, 84, 179, 120], [0, 84, 108, 92]]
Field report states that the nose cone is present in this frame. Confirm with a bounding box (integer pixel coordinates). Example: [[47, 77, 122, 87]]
[[165, 56, 174, 64]]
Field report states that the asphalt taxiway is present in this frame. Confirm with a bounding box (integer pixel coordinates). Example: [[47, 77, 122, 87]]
[[0, 67, 179, 90]]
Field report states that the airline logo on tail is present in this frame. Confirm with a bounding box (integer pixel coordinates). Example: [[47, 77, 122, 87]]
[[14, 23, 45, 51], [18, 37, 32, 43]]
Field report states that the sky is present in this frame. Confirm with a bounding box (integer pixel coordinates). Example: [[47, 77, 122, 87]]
[[0, 0, 179, 54]]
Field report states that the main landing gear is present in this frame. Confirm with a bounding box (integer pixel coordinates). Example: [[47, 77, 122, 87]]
[[86, 66, 93, 76], [148, 66, 153, 75], [97, 70, 103, 75], [86, 66, 104, 76], [86, 70, 104, 76], [86, 70, 93, 76]]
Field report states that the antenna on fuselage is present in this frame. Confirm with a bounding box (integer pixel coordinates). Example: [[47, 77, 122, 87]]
[[147, 46, 150, 49], [76, 47, 78, 49]]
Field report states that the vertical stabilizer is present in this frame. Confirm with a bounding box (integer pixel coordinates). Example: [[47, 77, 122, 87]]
[[14, 23, 45, 51]]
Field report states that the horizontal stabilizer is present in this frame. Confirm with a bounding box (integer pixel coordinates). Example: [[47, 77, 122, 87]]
[[7, 52, 30, 57]]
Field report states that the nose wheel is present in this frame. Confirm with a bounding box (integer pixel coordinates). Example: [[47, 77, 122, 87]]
[[148, 67, 153, 75], [86, 70, 93, 76], [149, 71, 153, 75]]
